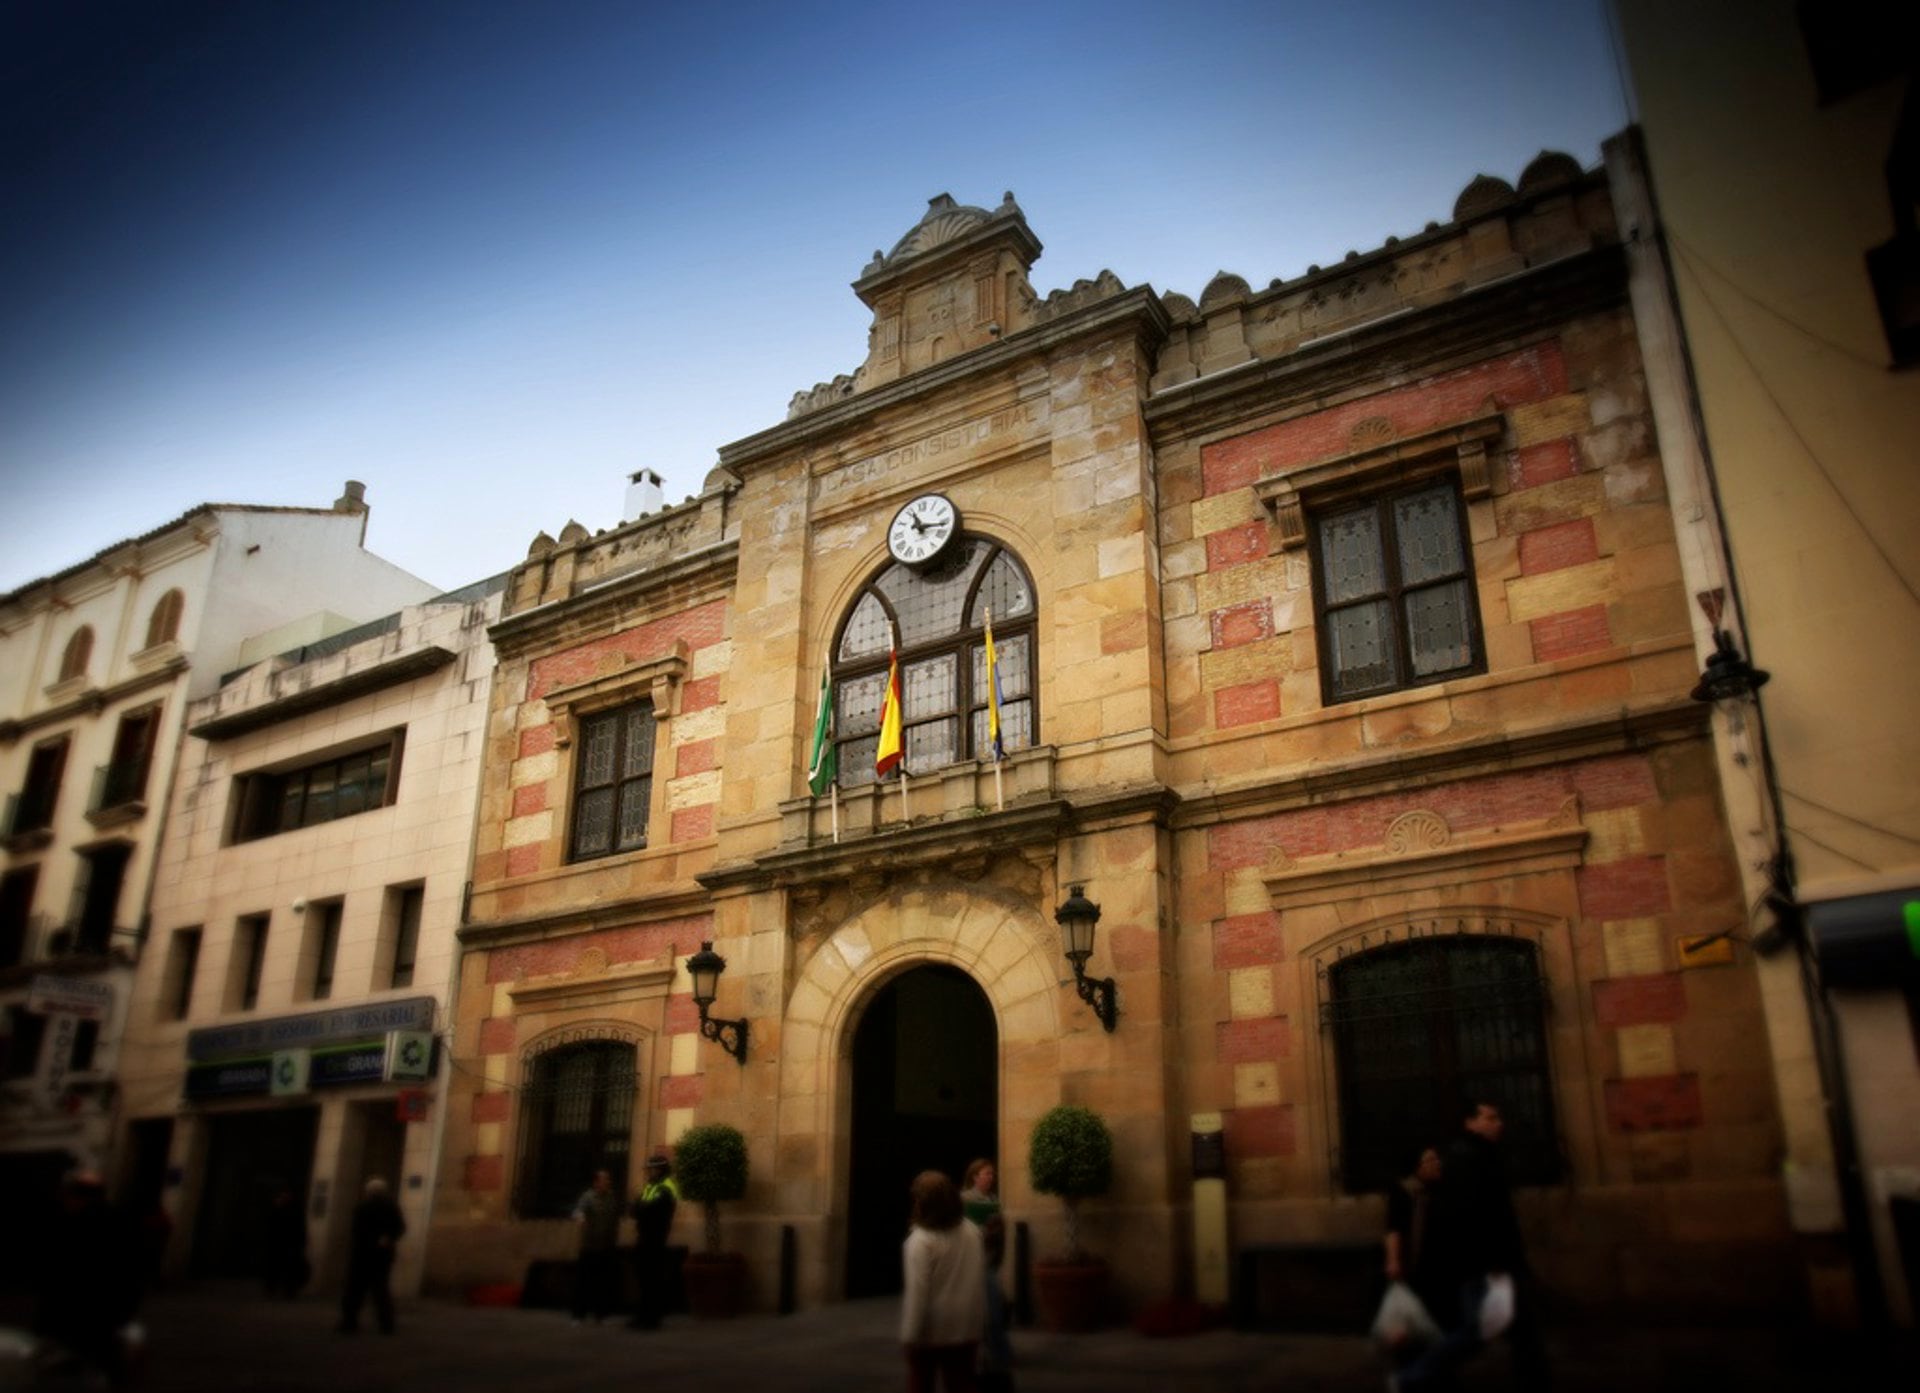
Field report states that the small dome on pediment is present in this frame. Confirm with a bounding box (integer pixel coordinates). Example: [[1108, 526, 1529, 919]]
[[1199, 271, 1251, 311], [864, 191, 1026, 276], [1518, 150, 1583, 194], [557, 520, 589, 546], [1453, 175, 1516, 223]]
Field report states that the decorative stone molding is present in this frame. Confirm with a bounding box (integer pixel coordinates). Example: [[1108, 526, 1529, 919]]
[[509, 962, 676, 1011], [1254, 408, 1504, 550], [541, 640, 690, 748], [1263, 796, 1585, 910], [517, 1020, 649, 1055]]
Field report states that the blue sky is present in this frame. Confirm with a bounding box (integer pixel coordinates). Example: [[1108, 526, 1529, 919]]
[[1, 1, 1629, 594]]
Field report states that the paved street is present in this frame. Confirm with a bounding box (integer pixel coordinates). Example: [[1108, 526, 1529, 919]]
[[40, 1282, 1905, 1392]]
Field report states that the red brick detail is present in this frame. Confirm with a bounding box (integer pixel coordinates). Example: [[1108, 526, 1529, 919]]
[[1577, 855, 1671, 920], [671, 805, 714, 844], [485, 914, 716, 984], [1204, 521, 1269, 570], [1604, 1074, 1704, 1133], [665, 992, 702, 1036], [1593, 974, 1688, 1029], [471, 1091, 510, 1124], [659, 1074, 704, 1109], [505, 845, 542, 878], [528, 599, 728, 700], [1109, 924, 1158, 972], [510, 782, 548, 817], [1514, 440, 1579, 489], [1215, 680, 1280, 729], [477, 1017, 516, 1055], [1214, 913, 1283, 969], [1217, 1017, 1291, 1064], [518, 724, 557, 758], [1571, 755, 1657, 812], [1530, 605, 1612, 662], [676, 738, 718, 778], [1200, 344, 1568, 496], [680, 676, 723, 713], [465, 1155, 505, 1192], [1518, 518, 1598, 576], [1211, 601, 1273, 651], [1223, 1104, 1297, 1158]]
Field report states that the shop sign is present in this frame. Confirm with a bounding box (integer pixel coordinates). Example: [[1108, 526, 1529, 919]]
[[27, 975, 114, 1021], [185, 997, 435, 1062]]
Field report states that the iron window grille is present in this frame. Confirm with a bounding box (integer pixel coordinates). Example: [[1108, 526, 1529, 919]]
[[514, 1040, 636, 1217], [830, 537, 1036, 786], [1325, 935, 1561, 1193]]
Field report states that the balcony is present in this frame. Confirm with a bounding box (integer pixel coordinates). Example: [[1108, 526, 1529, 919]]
[[1, 791, 56, 851], [85, 761, 150, 829]]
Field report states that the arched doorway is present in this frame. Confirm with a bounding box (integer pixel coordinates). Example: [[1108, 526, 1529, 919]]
[[844, 963, 997, 1297]]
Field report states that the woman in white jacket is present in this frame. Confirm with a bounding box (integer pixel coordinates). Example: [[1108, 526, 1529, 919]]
[[900, 1170, 986, 1392]]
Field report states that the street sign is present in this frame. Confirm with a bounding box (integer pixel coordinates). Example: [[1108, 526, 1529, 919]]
[[384, 1030, 433, 1082], [27, 975, 114, 1021], [269, 1048, 311, 1097]]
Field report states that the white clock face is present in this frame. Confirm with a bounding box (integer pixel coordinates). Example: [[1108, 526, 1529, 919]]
[[887, 493, 959, 567]]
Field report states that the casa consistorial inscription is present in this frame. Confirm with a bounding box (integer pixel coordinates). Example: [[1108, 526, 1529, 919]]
[[816, 400, 1042, 507]]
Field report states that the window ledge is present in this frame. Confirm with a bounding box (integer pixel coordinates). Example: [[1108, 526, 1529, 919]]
[[130, 640, 184, 674], [1254, 408, 1504, 549], [41, 675, 96, 705], [85, 800, 146, 831]]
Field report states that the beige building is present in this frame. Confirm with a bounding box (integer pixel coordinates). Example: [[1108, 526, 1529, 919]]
[[1614, 0, 1920, 1326], [0, 485, 435, 1282], [429, 164, 1801, 1320], [116, 574, 504, 1295]]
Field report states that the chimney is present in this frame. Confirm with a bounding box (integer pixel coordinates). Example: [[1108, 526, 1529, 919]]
[[624, 469, 664, 523], [333, 480, 368, 515]]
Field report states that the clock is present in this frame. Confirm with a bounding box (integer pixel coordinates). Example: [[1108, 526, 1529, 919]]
[[886, 493, 960, 567]]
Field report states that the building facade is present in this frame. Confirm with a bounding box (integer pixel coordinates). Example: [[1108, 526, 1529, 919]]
[[115, 575, 504, 1295], [0, 485, 436, 1284], [429, 164, 1799, 1317], [1616, 0, 1920, 1325]]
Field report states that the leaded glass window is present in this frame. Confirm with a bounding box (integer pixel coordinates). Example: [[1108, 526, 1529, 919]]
[[570, 701, 655, 861], [1312, 479, 1482, 704], [831, 538, 1036, 787], [1326, 936, 1560, 1193]]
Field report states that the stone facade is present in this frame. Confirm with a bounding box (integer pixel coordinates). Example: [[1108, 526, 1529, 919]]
[[431, 164, 1798, 1317]]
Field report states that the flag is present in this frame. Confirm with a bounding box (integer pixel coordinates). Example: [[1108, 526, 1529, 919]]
[[807, 664, 836, 795], [875, 648, 903, 780], [983, 610, 1006, 761]]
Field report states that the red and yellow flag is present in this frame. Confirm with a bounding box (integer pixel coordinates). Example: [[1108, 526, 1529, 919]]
[[874, 648, 903, 779]]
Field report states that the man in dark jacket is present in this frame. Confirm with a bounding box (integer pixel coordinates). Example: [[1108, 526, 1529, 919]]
[[338, 1177, 406, 1334], [627, 1153, 679, 1329], [37, 1169, 143, 1384]]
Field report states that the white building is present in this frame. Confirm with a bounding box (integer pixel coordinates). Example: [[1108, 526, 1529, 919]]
[[117, 574, 504, 1296]]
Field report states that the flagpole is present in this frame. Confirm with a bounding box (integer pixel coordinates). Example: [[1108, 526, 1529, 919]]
[[993, 756, 1004, 813], [894, 623, 909, 825], [987, 605, 1005, 812], [826, 641, 840, 844]]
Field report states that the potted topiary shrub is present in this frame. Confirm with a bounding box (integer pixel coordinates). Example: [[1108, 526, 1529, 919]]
[[673, 1123, 750, 1318], [1028, 1104, 1114, 1331]]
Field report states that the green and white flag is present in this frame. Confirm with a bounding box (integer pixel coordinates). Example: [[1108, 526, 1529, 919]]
[[807, 664, 837, 796]]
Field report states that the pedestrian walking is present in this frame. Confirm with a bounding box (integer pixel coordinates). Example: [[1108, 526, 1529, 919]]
[[627, 1152, 680, 1329], [337, 1177, 405, 1335], [569, 1169, 622, 1324], [36, 1168, 144, 1386], [901, 1169, 985, 1393], [960, 1158, 1012, 1391]]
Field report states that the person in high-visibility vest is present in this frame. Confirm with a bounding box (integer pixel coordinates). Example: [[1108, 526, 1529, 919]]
[[628, 1153, 679, 1329]]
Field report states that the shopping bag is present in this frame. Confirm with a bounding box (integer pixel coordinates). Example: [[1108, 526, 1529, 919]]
[[1371, 1280, 1441, 1348], [1478, 1273, 1516, 1339]]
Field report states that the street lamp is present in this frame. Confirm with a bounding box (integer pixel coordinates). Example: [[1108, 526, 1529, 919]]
[[1055, 885, 1117, 1032], [1690, 629, 1770, 704], [685, 941, 748, 1065]]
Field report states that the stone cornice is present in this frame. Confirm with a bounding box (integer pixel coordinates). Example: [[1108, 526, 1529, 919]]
[[507, 960, 676, 1009], [489, 539, 740, 658], [187, 648, 454, 740], [1144, 244, 1628, 443], [0, 657, 189, 744], [717, 288, 1173, 475], [458, 883, 716, 949]]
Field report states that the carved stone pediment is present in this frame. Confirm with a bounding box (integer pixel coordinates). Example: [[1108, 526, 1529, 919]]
[[541, 640, 690, 748]]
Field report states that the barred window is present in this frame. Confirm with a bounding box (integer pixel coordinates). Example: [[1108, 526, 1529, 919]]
[[515, 1040, 635, 1217], [1327, 936, 1560, 1193], [1311, 478, 1482, 704], [832, 538, 1036, 786], [569, 701, 655, 860]]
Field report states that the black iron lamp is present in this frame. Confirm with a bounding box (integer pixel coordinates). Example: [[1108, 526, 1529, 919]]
[[1690, 629, 1770, 704], [686, 940, 749, 1065], [1055, 885, 1118, 1032]]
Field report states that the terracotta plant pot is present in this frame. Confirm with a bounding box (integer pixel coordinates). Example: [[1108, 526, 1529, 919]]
[[681, 1251, 747, 1319], [1034, 1257, 1109, 1331]]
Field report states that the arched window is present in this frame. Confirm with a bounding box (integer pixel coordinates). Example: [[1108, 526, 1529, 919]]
[[1326, 935, 1560, 1192], [145, 589, 185, 648], [58, 627, 94, 683], [514, 1039, 635, 1217], [830, 537, 1036, 787]]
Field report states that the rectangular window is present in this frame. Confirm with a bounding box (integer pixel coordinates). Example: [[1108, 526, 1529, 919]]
[[95, 704, 162, 811], [230, 913, 269, 1012], [0, 866, 37, 969], [7, 736, 69, 837], [569, 703, 654, 861], [2, 1005, 45, 1080], [304, 901, 343, 1002], [70, 843, 132, 955], [70, 1019, 99, 1072], [382, 884, 424, 990], [162, 927, 202, 1021], [1311, 478, 1483, 705], [230, 731, 403, 844]]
